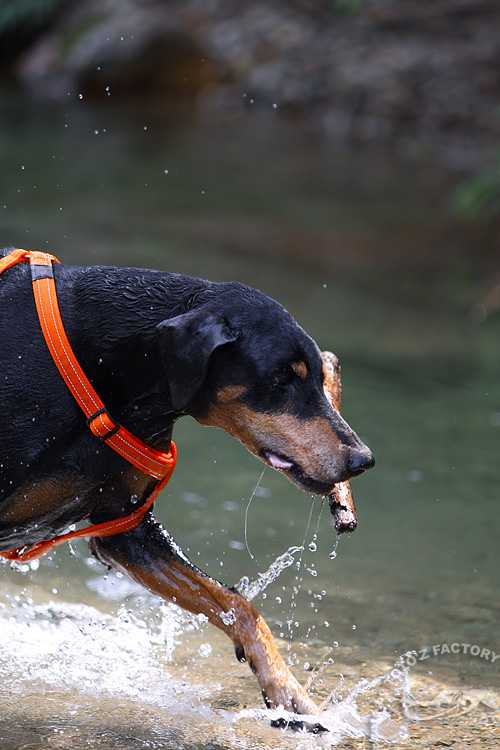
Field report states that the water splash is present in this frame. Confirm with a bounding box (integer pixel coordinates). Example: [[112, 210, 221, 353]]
[[231, 656, 412, 743], [1, 591, 477, 747], [233, 545, 304, 601], [286, 497, 318, 654], [0, 598, 187, 704]]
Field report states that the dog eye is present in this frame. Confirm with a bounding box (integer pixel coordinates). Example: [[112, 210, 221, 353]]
[[272, 365, 295, 387]]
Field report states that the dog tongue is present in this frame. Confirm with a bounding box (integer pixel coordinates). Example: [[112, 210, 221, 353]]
[[267, 452, 294, 470]]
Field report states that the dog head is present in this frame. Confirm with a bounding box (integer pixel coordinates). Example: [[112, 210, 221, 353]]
[[156, 283, 374, 495]]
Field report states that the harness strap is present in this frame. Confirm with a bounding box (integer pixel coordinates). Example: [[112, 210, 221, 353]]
[[0, 453, 175, 563], [29, 252, 173, 480], [0, 249, 177, 562], [0, 248, 30, 274]]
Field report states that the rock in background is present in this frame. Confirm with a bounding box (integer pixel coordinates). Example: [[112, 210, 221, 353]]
[[2, 0, 500, 169]]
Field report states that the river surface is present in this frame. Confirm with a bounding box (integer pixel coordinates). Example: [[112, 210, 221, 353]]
[[0, 92, 499, 749]]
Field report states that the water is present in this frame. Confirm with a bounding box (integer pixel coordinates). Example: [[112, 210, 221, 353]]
[[0, 573, 412, 747], [234, 545, 304, 601], [0, 90, 499, 748]]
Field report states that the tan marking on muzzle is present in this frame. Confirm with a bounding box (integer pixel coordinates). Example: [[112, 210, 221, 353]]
[[197, 399, 348, 486]]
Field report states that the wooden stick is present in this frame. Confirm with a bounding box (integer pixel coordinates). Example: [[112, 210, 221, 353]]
[[321, 351, 357, 533]]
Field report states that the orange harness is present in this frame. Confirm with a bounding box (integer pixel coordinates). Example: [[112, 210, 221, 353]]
[[0, 249, 177, 562]]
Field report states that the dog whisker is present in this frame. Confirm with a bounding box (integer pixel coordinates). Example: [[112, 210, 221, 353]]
[[244, 467, 266, 561]]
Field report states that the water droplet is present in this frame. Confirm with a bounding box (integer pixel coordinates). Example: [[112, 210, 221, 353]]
[[199, 643, 212, 657], [308, 541, 317, 552], [330, 532, 341, 559], [220, 607, 236, 626], [408, 469, 422, 482]]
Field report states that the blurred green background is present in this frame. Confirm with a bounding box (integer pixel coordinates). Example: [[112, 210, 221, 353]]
[[0, 2, 499, 747]]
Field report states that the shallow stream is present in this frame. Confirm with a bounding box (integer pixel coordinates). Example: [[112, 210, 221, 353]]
[[0, 93, 499, 748]]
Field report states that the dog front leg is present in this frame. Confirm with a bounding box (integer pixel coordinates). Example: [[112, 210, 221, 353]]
[[90, 514, 318, 715]]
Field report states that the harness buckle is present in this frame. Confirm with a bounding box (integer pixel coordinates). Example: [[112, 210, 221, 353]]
[[86, 408, 120, 441]]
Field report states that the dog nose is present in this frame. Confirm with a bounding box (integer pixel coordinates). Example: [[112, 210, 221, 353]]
[[348, 449, 375, 477]]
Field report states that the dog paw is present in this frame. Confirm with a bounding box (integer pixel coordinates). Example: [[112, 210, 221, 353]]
[[259, 671, 319, 716], [270, 717, 328, 734]]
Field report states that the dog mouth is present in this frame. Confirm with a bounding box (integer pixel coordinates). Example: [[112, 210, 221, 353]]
[[261, 449, 336, 495]]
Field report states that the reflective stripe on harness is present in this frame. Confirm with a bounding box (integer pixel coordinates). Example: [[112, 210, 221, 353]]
[[0, 249, 177, 562]]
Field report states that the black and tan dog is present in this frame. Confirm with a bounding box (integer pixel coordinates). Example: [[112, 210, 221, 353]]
[[0, 248, 373, 717]]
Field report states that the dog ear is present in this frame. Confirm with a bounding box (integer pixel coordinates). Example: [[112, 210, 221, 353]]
[[156, 310, 236, 411]]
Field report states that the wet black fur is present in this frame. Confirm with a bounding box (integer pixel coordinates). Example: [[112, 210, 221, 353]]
[[0, 248, 371, 554]]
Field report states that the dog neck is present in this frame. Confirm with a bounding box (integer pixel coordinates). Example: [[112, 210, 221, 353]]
[[56, 264, 218, 440]]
